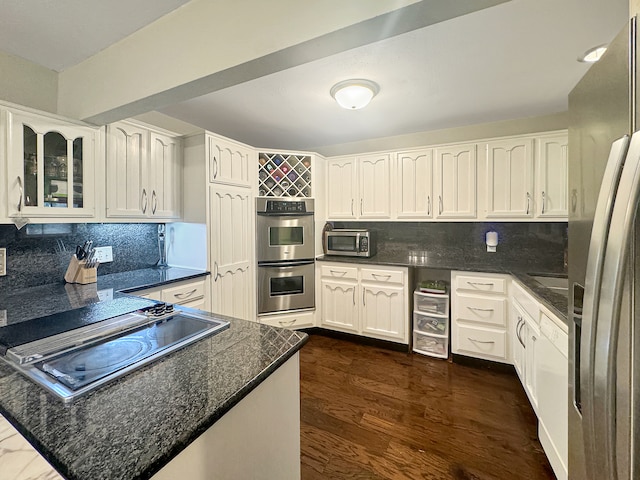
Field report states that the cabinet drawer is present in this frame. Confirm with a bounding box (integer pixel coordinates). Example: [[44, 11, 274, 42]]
[[360, 268, 404, 285], [456, 294, 506, 327], [511, 281, 540, 324], [414, 311, 448, 336], [413, 331, 448, 358], [455, 325, 507, 360], [162, 281, 206, 305], [455, 275, 507, 294], [414, 291, 449, 316], [321, 265, 358, 280], [260, 311, 315, 329]]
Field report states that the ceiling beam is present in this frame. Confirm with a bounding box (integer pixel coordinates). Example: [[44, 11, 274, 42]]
[[58, 0, 509, 125]]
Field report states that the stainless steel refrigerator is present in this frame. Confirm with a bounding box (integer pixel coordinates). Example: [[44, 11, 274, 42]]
[[569, 16, 640, 480]]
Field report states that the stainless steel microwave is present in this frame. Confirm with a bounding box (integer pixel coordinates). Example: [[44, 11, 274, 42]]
[[324, 229, 376, 257]]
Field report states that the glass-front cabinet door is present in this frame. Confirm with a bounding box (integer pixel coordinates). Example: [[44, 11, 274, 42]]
[[7, 111, 97, 218]]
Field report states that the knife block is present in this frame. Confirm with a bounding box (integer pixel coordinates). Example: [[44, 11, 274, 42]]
[[64, 255, 98, 285]]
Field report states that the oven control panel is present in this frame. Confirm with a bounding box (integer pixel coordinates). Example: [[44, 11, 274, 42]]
[[265, 200, 307, 213]]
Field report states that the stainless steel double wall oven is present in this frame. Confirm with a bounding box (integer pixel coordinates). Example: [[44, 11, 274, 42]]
[[256, 198, 315, 315]]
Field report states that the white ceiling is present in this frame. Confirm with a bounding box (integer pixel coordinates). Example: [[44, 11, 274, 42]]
[[158, 0, 628, 151], [0, 0, 630, 153], [0, 0, 191, 72]]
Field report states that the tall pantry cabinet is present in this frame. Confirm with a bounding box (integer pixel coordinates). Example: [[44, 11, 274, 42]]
[[183, 132, 256, 321]]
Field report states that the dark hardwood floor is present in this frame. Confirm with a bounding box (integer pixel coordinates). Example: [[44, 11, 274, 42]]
[[299, 334, 555, 480]]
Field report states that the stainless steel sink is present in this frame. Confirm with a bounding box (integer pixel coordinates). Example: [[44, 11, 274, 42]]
[[531, 275, 569, 294]]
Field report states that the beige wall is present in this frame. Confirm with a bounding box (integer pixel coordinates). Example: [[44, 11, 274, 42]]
[[0, 50, 57, 113], [316, 111, 568, 157], [632, 0, 640, 16]]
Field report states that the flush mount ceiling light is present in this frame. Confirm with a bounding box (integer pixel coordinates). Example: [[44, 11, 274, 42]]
[[330, 79, 379, 110], [578, 44, 607, 63]]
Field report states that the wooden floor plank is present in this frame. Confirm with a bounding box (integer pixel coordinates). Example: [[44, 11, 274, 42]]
[[300, 334, 555, 480]]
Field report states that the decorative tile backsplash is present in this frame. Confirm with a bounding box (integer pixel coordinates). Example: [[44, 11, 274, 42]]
[[332, 221, 568, 273], [0, 223, 162, 290]]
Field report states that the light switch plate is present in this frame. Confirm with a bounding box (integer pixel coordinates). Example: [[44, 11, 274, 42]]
[[0, 248, 6, 276]]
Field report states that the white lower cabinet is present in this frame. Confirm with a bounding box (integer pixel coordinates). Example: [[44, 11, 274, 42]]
[[510, 290, 540, 412], [320, 262, 408, 344], [451, 271, 510, 363], [131, 277, 210, 311]]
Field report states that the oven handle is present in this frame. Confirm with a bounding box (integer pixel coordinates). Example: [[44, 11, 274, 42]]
[[258, 261, 315, 268], [256, 212, 314, 217]]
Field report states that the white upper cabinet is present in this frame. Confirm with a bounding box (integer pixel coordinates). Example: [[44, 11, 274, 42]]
[[326, 154, 390, 220], [5, 110, 98, 218], [395, 149, 433, 219], [208, 135, 252, 188], [149, 132, 181, 219], [327, 157, 357, 219], [536, 134, 568, 218], [485, 138, 534, 218], [434, 143, 477, 219], [106, 121, 182, 220], [359, 153, 391, 219]]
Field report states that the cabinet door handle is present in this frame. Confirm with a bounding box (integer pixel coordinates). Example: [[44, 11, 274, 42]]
[[174, 288, 197, 299], [439, 195, 443, 215], [212, 155, 218, 179], [467, 306, 494, 312], [141, 189, 148, 214], [517, 318, 526, 348], [541, 191, 546, 214], [362, 288, 366, 306], [330, 269, 347, 276], [16, 176, 23, 212], [427, 195, 431, 216], [360, 198, 363, 216], [151, 190, 158, 215], [371, 273, 391, 281], [467, 281, 494, 287], [352, 288, 356, 305], [526, 192, 531, 215], [351, 199, 354, 216], [468, 338, 495, 345], [213, 261, 219, 281], [279, 319, 297, 327]]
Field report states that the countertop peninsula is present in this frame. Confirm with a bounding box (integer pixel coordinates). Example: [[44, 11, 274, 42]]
[[0, 267, 308, 480]]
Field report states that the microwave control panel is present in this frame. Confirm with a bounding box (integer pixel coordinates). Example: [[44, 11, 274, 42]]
[[359, 236, 369, 252]]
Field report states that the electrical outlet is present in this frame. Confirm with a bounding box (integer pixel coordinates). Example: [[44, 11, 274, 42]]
[[0, 248, 6, 276], [93, 246, 113, 263]]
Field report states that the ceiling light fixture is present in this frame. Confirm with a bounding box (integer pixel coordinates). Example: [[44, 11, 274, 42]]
[[578, 44, 607, 63], [330, 79, 379, 110]]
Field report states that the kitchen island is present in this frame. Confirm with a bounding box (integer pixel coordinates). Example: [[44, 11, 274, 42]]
[[0, 268, 308, 480]]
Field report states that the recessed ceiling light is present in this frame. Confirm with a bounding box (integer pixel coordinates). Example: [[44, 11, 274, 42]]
[[578, 45, 607, 63], [330, 79, 379, 110]]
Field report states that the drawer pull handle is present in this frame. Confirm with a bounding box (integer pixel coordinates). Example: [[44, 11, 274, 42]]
[[371, 273, 391, 280], [279, 319, 297, 327], [174, 288, 198, 299], [467, 306, 494, 312], [467, 281, 494, 287], [468, 338, 495, 345], [330, 269, 347, 276]]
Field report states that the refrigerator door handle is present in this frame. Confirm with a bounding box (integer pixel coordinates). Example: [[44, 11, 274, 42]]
[[580, 135, 630, 478], [590, 133, 640, 480]]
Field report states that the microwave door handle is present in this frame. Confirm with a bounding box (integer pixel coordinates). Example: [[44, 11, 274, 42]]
[[355, 233, 361, 252], [579, 136, 629, 477], [590, 134, 640, 480]]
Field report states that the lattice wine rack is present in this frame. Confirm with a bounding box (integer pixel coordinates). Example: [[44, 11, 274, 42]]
[[258, 153, 311, 197]]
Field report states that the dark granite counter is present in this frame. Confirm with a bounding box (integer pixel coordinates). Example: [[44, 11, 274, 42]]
[[0, 309, 308, 480], [0, 267, 209, 326], [317, 252, 568, 324]]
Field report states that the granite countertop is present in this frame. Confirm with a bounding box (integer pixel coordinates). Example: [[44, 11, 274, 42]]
[[0, 309, 308, 480], [317, 251, 568, 324], [0, 267, 210, 326]]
